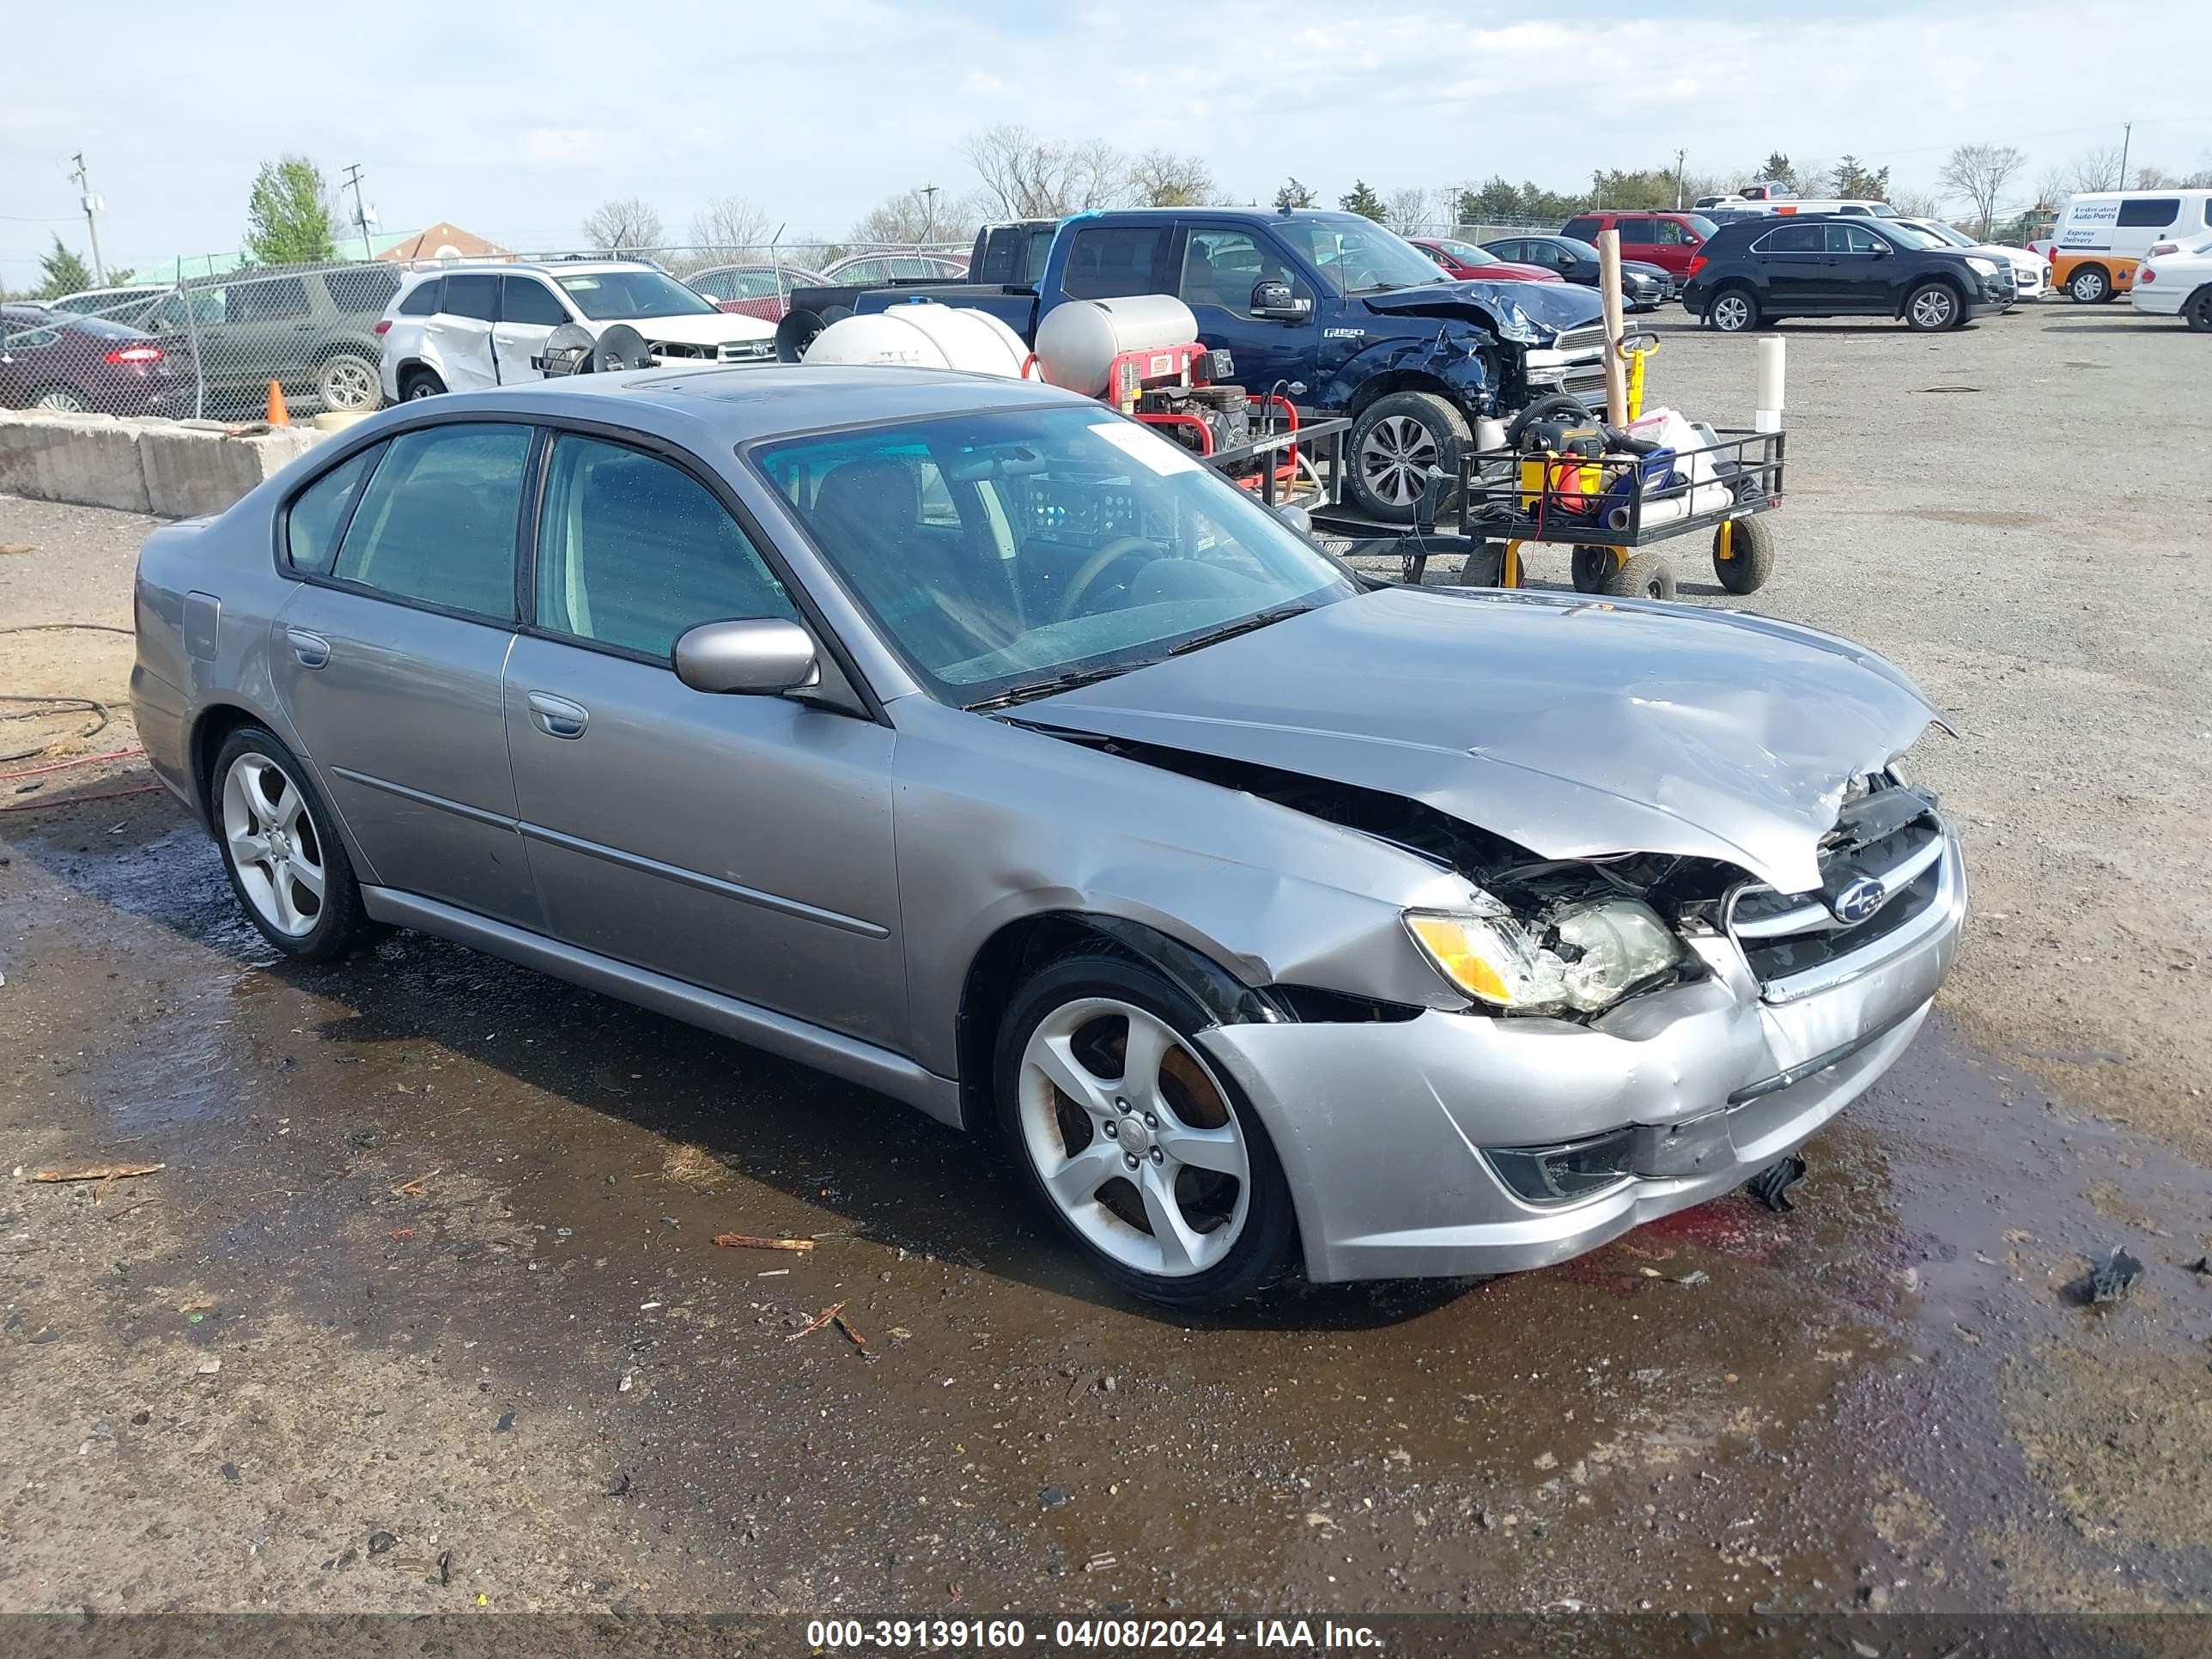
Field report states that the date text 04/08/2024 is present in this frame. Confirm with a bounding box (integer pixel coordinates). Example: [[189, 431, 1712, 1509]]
[[803, 1618, 1383, 1650]]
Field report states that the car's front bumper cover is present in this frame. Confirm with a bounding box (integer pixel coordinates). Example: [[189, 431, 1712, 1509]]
[[1194, 830, 1966, 1283]]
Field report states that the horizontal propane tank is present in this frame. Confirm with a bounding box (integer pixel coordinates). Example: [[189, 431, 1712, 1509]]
[[800, 302, 1035, 379], [1032, 295, 1200, 397]]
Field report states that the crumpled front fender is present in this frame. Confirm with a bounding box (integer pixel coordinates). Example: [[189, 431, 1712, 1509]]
[[1321, 329, 1498, 416]]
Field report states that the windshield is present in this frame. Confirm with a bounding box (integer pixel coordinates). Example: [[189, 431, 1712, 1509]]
[[752, 404, 1359, 708], [1881, 222, 1950, 251], [1434, 239, 1497, 265], [1276, 214, 1452, 295], [1913, 221, 1977, 247], [555, 270, 719, 320], [1683, 215, 1719, 239]]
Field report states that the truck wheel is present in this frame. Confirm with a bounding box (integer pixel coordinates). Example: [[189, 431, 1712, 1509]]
[[1711, 517, 1776, 594], [1601, 552, 1676, 601], [1348, 392, 1468, 525], [2068, 264, 2110, 303]]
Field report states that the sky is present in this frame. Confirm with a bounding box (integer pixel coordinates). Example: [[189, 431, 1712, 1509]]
[[5, 0, 2209, 288]]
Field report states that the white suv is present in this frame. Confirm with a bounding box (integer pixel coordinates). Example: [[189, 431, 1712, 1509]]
[[375, 261, 775, 401]]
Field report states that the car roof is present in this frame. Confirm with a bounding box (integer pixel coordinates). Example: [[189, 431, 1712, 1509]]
[[398, 259, 652, 282], [350, 365, 1090, 441]]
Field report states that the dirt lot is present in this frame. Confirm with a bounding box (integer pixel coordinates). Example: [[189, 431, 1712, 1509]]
[[3, 304, 2210, 1634]]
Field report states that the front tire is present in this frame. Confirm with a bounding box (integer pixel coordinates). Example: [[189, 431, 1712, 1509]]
[[1571, 545, 1616, 592], [1711, 516, 1776, 594], [2068, 264, 2110, 304], [1601, 551, 1677, 601], [1347, 391, 1468, 525], [211, 726, 375, 963], [994, 954, 1296, 1308], [1905, 281, 1962, 331], [1707, 287, 1758, 333], [398, 368, 445, 401]]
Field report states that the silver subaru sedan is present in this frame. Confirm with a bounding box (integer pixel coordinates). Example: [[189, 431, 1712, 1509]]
[[131, 367, 1966, 1308]]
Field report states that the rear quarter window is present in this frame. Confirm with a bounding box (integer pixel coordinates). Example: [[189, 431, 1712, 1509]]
[[323, 266, 402, 314], [284, 444, 385, 574], [1560, 217, 1601, 241], [397, 277, 442, 316], [1062, 226, 1166, 299]]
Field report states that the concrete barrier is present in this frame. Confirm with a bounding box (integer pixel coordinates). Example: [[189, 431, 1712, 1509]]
[[0, 410, 328, 520]]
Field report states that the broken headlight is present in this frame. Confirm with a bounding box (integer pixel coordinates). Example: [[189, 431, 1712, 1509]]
[[1407, 896, 1681, 1016]]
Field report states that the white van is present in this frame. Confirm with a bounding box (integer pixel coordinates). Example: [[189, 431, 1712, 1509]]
[[2045, 190, 2212, 302]]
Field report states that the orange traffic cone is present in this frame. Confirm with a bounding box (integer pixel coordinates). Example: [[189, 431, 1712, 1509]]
[[264, 380, 290, 426]]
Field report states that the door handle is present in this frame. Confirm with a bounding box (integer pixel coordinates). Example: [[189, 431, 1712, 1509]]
[[526, 691, 589, 738], [286, 628, 331, 668]]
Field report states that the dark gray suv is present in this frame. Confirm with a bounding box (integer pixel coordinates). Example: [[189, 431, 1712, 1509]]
[[125, 264, 400, 413]]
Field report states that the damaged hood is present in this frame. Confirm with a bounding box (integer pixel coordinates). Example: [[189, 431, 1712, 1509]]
[[1021, 586, 1942, 896], [1359, 279, 1604, 339]]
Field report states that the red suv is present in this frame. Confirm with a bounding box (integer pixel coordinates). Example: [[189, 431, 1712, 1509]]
[[1559, 211, 1717, 280]]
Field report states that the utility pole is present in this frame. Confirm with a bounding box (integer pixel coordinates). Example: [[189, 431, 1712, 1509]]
[[343, 163, 374, 261], [68, 152, 106, 285], [2118, 122, 2133, 190], [1675, 149, 1687, 210], [921, 183, 939, 246]]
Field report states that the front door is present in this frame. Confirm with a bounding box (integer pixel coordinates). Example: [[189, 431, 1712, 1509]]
[[1173, 225, 1316, 400], [270, 420, 541, 927], [1820, 222, 1893, 310], [492, 275, 567, 385], [501, 432, 906, 1047]]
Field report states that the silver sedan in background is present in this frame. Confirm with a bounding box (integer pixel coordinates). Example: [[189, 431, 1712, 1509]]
[[131, 368, 1965, 1308]]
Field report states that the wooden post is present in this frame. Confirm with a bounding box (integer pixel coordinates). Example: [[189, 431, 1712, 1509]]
[[1597, 228, 1628, 427]]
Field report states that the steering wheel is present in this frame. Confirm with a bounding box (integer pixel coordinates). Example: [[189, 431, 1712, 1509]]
[[1345, 264, 1386, 292], [1055, 537, 1158, 623]]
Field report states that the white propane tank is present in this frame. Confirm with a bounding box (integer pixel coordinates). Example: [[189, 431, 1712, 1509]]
[[1032, 295, 1200, 396], [801, 302, 1035, 380]]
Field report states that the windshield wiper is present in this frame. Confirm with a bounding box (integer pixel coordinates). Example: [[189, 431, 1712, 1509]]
[[1165, 602, 1312, 656], [966, 661, 1150, 712]]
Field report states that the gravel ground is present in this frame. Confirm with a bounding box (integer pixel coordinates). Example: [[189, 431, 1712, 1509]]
[[3, 302, 2210, 1626]]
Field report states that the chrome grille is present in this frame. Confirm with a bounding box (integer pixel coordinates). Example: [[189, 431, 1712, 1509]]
[[718, 338, 775, 363], [1553, 322, 1608, 356], [1727, 783, 1948, 1000]]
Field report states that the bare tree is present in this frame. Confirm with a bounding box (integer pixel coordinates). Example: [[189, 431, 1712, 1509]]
[[850, 185, 981, 247], [2033, 167, 2071, 209], [582, 197, 665, 256], [1889, 188, 1942, 221], [1128, 149, 1215, 208], [1382, 187, 1434, 235], [2130, 163, 2174, 189], [1937, 143, 2026, 238], [685, 196, 771, 266], [964, 125, 1127, 218], [2069, 146, 2125, 191]]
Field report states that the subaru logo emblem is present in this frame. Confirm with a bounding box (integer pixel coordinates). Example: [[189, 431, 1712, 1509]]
[[1831, 878, 1886, 925]]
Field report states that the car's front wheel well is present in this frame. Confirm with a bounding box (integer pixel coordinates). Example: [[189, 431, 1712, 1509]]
[[954, 913, 1273, 1133], [1346, 368, 1472, 422]]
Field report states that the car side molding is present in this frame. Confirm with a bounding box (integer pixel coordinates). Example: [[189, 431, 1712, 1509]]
[[358, 885, 962, 1127]]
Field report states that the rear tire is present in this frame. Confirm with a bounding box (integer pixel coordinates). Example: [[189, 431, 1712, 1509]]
[[1601, 551, 1677, 601], [398, 368, 445, 401], [1347, 391, 1469, 525], [2068, 264, 2110, 304], [2184, 287, 2212, 333], [1711, 516, 1776, 594], [994, 953, 1297, 1309], [315, 351, 381, 412], [1707, 287, 1758, 333], [1571, 545, 1616, 592], [210, 726, 378, 963], [29, 386, 91, 412]]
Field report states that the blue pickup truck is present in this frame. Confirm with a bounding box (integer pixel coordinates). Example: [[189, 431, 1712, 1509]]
[[784, 209, 1609, 522]]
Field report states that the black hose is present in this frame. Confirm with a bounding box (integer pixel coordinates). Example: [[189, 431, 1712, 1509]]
[[1504, 392, 1595, 448]]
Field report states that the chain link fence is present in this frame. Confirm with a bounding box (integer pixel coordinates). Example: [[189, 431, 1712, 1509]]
[[7, 227, 1568, 424]]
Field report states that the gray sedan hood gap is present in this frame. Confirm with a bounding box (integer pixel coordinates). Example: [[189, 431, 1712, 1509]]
[[1018, 586, 1942, 896]]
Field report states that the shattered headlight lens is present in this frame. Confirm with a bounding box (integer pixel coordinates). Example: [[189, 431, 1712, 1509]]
[[1407, 897, 1681, 1016]]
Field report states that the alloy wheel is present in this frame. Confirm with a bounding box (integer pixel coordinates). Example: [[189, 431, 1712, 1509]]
[[1911, 288, 1957, 329], [1711, 294, 1752, 332], [1357, 415, 1439, 507], [318, 356, 379, 410], [1016, 997, 1251, 1278], [221, 752, 326, 939], [32, 386, 90, 413]]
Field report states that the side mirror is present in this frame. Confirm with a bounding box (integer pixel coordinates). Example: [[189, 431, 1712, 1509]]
[[1273, 502, 1313, 536], [1868, 241, 1890, 258], [1251, 281, 1312, 322], [673, 617, 818, 696]]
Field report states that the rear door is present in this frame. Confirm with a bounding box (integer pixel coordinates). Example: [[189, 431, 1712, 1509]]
[[1613, 216, 1663, 270], [501, 430, 904, 1044], [493, 275, 568, 384], [426, 272, 500, 391], [223, 276, 319, 398], [1753, 222, 1827, 308], [270, 419, 542, 926]]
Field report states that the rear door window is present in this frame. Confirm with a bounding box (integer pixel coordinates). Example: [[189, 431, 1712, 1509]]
[[228, 279, 310, 323], [1615, 217, 1658, 244], [324, 266, 401, 314], [1560, 217, 1601, 242], [2116, 198, 2179, 228], [1062, 226, 1166, 299], [441, 273, 500, 321], [331, 423, 530, 619], [1758, 224, 1824, 254]]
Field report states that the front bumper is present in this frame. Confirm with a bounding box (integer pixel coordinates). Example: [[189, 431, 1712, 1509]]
[[1197, 830, 1967, 1283], [1522, 326, 1610, 404]]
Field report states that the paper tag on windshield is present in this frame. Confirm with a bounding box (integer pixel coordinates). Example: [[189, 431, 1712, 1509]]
[[1090, 421, 1201, 476]]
